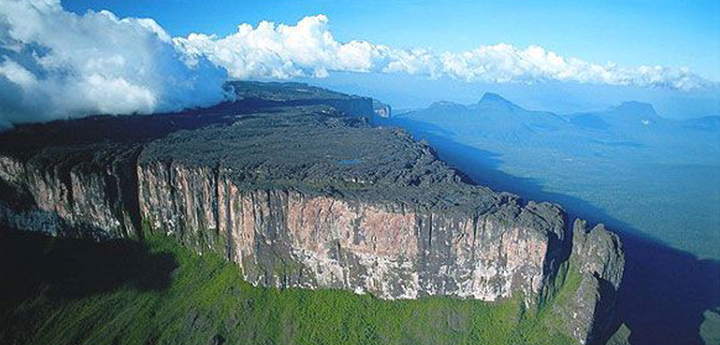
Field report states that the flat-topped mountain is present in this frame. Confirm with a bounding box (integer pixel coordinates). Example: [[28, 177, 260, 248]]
[[0, 82, 624, 345], [395, 92, 719, 154]]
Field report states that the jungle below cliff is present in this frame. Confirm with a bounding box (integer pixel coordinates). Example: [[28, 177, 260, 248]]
[[0, 230, 581, 345]]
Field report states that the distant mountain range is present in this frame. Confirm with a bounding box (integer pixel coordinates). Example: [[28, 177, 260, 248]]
[[404, 92, 719, 131], [392, 93, 720, 161]]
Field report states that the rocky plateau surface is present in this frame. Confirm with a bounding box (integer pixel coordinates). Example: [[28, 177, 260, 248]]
[[0, 82, 624, 344]]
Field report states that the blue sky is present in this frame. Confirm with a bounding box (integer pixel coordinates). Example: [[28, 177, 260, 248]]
[[62, 0, 720, 81], [1, 0, 717, 123]]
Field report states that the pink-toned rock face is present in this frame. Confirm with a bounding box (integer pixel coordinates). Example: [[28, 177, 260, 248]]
[[136, 162, 559, 302], [0, 155, 131, 237], [0, 153, 618, 345], [286, 195, 418, 258]]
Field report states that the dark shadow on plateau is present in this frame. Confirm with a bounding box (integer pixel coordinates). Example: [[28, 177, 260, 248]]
[[376, 117, 720, 345], [0, 230, 177, 302], [0, 97, 368, 158]]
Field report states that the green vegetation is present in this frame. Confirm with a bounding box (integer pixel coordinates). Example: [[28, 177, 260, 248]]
[[550, 263, 583, 308], [701, 307, 720, 345], [605, 324, 632, 345], [0, 231, 578, 345]]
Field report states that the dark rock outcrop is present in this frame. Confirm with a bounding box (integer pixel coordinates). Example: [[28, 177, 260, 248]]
[[553, 219, 625, 344]]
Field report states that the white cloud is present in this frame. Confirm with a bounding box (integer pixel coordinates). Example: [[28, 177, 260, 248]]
[[0, 0, 227, 125], [175, 15, 711, 91], [0, 59, 37, 88], [174, 15, 364, 80], [0, 3, 713, 126]]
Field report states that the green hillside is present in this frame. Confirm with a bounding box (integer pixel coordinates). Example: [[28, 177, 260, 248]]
[[0, 231, 577, 345]]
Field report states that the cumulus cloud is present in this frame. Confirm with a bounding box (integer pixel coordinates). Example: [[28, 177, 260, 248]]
[[173, 15, 391, 80], [0, 0, 227, 125], [0, 3, 713, 126], [175, 15, 712, 91]]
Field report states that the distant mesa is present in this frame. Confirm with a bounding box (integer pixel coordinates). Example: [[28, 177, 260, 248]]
[[397, 91, 720, 140], [608, 101, 660, 122], [373, 99, 392, 118], [425, 101, 469, 115], [420, 93, 523, 114], [429, 100, 465, 109], [611, 101, 657, 115]]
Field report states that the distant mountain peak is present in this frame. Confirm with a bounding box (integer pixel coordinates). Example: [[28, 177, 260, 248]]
[[473, 92, 524, 114], [478, 92, 511, 104], [476, 92, 522, 109]]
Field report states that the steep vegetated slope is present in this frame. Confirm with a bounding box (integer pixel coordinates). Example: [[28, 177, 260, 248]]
[[0, 82, 624, 345], [0, 230, 579, 345]]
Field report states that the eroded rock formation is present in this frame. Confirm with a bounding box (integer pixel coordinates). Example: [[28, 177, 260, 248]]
[[0, 82, 624, 344]]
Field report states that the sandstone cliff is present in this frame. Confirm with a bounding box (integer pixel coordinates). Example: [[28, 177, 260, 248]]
[[0, 82, 624, 344]]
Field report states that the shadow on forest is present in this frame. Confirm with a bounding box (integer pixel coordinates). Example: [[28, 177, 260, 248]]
[[0, 230, 177, 302], [377, 117, 720, 345]]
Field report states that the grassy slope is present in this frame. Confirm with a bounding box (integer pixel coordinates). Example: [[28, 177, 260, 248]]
[[0, 231, 578, 345], [701, 307, 720, 345]]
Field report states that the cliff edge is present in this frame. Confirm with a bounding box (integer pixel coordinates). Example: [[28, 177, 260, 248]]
[[0, 82, 624, 344]]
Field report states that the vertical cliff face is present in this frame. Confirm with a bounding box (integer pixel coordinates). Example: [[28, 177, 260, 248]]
[[0, 147, 141, 239], [137, 161, 566, 302], [553, 220, 625, 345], [228, 80, 376, 118], [0, 83, 625, 345], [291, 98, 375, 118]]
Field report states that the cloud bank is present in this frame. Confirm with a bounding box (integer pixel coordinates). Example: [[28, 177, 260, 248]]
[[0, 0, 227, 124], [0, 2, 713, 126], [175, 14, 710, 91]]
